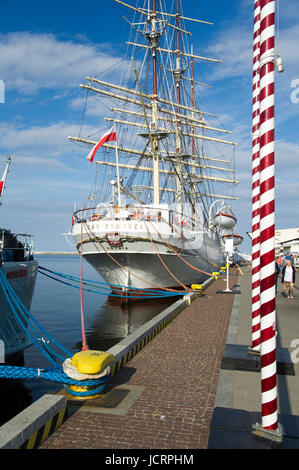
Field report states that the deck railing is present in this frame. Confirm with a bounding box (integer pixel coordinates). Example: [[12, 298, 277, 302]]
[[0, 231, 35, 262], [72, 203, 206, 232]]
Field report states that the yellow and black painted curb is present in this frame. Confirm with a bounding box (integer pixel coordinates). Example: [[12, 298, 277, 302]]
[[0, 395, 67, 449], [19, 406, 67, 449]]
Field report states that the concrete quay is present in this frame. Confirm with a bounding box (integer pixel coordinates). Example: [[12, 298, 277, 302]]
[[2, 265, 299, 450], [40, 267, 299, 449], [40, 273, 235, 449]]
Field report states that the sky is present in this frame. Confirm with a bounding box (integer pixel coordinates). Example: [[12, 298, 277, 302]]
[[0, 0, 298, 253]]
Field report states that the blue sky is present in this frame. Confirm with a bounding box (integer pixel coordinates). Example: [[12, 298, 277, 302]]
[[0, 0, 298, 252]]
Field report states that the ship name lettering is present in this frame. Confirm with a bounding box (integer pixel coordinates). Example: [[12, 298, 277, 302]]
[[6, 269, 28, 279]]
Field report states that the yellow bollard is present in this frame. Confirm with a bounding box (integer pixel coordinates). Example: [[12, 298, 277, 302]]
[[67, 383, 104, 400], [64, 350, 114, 400], [72, 350, 114, 374], [191, 284, 202, 291]]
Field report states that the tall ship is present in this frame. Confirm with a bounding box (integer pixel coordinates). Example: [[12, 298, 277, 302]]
[[68, 0, 241, 298], [0, 156, 38, 358]]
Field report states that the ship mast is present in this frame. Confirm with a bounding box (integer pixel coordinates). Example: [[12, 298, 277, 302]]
[[0, 155, 11, 206], [151, 0, 160, 206], [67, 0, 239, 207], [190, 45, 197, 226], [175, 0, 183, 217]]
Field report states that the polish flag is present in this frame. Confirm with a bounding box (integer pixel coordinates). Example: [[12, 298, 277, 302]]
[[86, 124, 117, 163]]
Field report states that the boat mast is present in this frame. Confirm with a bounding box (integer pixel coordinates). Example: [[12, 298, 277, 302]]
[[67, 0, 239, 209], [190, 45, 197, 226], [151, 0, 160, 206], [191, 47, 195, 158], [0, 155, 11, 206], [175, 0, 183, 216]]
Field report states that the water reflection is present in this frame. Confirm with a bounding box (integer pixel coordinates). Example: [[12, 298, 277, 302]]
[[84, 295, 177, 351], [0, 353, 32, 426]]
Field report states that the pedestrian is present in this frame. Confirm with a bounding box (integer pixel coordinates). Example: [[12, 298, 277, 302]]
[[285, 254, 294, 266], [275, 260, 280, 295], [281, 259, 296, 299]]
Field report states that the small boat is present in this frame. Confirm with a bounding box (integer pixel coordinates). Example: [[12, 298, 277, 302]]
[[214, 205, 237, 230], [0, 156, 38, 360], [222, 232, 244, 247]]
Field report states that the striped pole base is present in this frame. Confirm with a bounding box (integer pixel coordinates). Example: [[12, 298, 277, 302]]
[[252, 421, 283, 443]]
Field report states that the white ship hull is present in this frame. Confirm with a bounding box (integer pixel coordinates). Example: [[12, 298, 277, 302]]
[[84, 246, 222, 291], [0, 260, 38, 358]]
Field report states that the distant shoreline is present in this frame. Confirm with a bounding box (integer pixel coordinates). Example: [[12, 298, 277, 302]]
[[35, 251, 78, 255]]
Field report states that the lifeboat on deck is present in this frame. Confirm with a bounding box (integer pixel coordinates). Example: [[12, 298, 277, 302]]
[[214, 205, 237, 230], [222, 233, 244, 247]]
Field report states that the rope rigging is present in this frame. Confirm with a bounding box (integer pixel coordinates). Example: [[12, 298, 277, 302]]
[[147, 219, 213, 277], [82, 221, 191, 294]]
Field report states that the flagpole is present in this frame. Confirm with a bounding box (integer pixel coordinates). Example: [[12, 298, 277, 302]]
[[0, 155, 11, 206], [114, 123, 121, 207]]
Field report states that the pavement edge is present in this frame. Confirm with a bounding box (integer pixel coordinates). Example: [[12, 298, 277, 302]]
[[0, 394, 67, 449]]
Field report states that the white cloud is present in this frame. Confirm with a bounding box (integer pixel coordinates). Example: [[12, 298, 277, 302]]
[[0, 121, 96, 157], [69, 95, 112, 118], [204, 25, 252, 82], [8, 155, 75, 173], [0, 32, 130, 95]]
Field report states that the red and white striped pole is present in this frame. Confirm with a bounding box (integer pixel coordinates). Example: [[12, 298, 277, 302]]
[[256, 0, 282, 438], [251, 0, 261, 352]]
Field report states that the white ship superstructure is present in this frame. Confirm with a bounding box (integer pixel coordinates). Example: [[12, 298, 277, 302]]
[[68, 0, 242, 297]]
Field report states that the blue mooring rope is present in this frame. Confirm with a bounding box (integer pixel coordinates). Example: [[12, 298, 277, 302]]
[[0, 365, 109, 397], [0, 267, 110, 396], [0, 269, 68, 365], [37, 265, 186, 299]]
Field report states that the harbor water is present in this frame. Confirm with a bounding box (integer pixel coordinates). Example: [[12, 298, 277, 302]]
[[0, 254, 177, 426]]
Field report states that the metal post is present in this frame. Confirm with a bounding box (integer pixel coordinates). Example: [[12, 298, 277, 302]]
[[225, 254, 231, 292], [251, 0, 261, 353], [114, 124, 122, 207]]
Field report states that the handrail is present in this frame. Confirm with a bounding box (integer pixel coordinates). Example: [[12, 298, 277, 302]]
[[0, 230, 35, 261], [72, 203, 206, 229]]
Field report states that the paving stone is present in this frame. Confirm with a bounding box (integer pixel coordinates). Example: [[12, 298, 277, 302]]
[[40, 274, 235, 449]]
